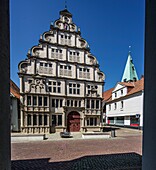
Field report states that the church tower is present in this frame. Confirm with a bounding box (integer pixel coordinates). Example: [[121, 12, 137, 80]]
[[18, 8, 105, 134], [121, 50, 138, 82]]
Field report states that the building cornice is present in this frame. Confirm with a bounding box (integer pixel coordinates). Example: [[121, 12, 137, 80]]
[[18, 73, 104, 84]]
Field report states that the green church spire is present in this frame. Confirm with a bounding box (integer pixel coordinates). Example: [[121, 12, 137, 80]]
[[121, 48, 138, 82]]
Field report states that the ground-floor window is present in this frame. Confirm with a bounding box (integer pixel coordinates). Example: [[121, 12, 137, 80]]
[[116, 117, 124, 125], [52, 115, 62, 126], [87, 117, 97, 126], [130, 116, 139, 126], [27, 114, 48, 126], [108, 117, 114, 124]]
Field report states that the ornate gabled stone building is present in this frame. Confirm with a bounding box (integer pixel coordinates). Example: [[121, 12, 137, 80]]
[[18, 8, 105, 134]]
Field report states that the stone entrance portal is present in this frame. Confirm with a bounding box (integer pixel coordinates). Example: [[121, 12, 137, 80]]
[[67, 112, 80, 132]]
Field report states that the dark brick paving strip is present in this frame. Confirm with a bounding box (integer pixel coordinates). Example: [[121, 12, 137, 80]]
[[11, 131, 142, 170]]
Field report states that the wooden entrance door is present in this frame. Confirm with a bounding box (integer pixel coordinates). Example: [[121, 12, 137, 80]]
[[67, 112, 80, 132]]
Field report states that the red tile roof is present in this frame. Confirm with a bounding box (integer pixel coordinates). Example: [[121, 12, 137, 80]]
[[102, 88, 114, 101], [10, 80, 20, 99], [103, 77, 144, 102]]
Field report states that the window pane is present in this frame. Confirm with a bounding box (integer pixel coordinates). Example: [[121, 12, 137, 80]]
[[90, 118, 93, 126], [58, 115, 62, 126], [44, 97, 47, 106], [60, 99, 63, 107], [73, 89, 76, 94], [33, 115, 37, 125], [56, 99, 59, 108], [79, 101, 81, 107], [96, 100, 99, 109], [52, 99, 55, 107], [33, 96, 37, 106], [39, 115, 42, 125], [77, 89, 80, 94], [39, 97, 42, 106], [91, 100, 94, 108], [27, 96, 31, 106], [44, 115, 47, 125], [52, 115, 56, 126], [58, 87, 61, 93], [71, 100, 73, 107], [75, 101, 77, 107], [28, 115, 31, 125], [49, 87, 52, 92], [94, 118, 97, 126], [87, 100, 90, 108], [53, 87, 56, 93], [67, 100, 70, 106], [69, 88, 72, 94]]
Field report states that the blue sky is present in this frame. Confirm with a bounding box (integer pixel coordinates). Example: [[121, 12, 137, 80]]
[[10, 0, 145, 90]]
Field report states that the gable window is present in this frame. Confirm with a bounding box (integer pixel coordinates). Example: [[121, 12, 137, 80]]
[[39, 62, 53, 74], [79, 67, 90, 79], [60, 65, 72, 77], [60, 34, 71, 45], [115, 93, 117, 97], [69, 51, 80, 62], [51, 48, 63, 60]]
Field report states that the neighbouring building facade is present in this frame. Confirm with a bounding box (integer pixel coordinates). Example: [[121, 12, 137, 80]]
[[18, 9, 105, 134], [10, 80, 20, 132], [103, 52, 144, 128]]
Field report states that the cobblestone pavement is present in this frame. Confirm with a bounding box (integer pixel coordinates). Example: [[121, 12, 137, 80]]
[[11, 128, 142, 170]]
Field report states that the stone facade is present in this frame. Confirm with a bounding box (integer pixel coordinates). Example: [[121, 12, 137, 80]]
[[18, 9, 105, 134]]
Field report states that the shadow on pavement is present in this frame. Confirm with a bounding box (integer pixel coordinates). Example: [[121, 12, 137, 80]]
[[12, 152, 142, 170]]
